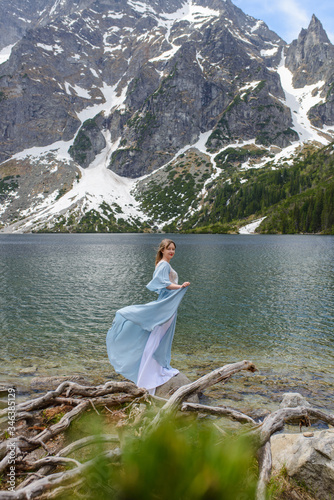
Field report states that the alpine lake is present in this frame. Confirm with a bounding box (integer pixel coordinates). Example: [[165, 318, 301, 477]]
[[1, 233, 333, 417]]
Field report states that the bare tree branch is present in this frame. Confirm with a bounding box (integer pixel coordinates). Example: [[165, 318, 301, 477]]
[[149, 360, 257, 427], [0, 453, 10, 474], [181, 401, 257, 425], [57, 434, 120, 457], [252, 406, 334, 448], [0, 449, 121, 500], [256, 441, 272, 500], [17, 456, 82, 471], [0, 380, 144, 418]]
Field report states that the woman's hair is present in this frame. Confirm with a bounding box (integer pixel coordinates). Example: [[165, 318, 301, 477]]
[[155, 239, 176, 266]]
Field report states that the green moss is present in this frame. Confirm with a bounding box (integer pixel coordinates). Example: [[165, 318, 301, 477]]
[[256, 103, 284, 113], [136, 162, 213, 225], [68, 117, 100, 164], [69, 131, 91, 163], [206, 126, 231, 152], [129, 77, 140, 95], [225, 94, 242, 114], [82, 117, 99, 131], [254, 80, 266, 94], [326, 82, 334, 100], [109, 147, 142, 167], [214, 146, 267, 169], [55, 186, 69, 201], [39, 202, 149, 233], [127, 112, 141, 128], [0, 175, 19, 197]]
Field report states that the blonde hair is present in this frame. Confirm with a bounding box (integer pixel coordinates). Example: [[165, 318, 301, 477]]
[[155, 239, 176, 266]]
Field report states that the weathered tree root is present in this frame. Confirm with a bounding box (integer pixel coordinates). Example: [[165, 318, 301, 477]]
[[181, 401, 257, 425], [0, 362, 333, 500], [14, 435, 120, 491], [0, 379, 141, 498], [0, 381, 145, 460], [0, 380, 144, 419], [149, 359, 257, 428], [0, 449, 121, 500], [256, 442, 272, 500]]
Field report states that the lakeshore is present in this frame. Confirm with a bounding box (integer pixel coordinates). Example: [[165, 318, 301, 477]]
[[1, 233, 333, 414]]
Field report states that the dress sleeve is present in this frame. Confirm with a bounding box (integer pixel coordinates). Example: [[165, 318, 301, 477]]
[[146, 261, 172, 293]]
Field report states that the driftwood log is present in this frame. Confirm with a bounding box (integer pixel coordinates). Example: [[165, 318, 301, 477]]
[[0, 361, 333, 500]]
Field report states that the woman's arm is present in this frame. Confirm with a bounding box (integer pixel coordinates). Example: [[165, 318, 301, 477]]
[[167, 282, 190, 290]]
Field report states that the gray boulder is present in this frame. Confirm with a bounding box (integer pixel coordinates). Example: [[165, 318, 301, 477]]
[[155, 372, 199, 403], [271, 430, 334, 499], [280, 392, 311, 409]]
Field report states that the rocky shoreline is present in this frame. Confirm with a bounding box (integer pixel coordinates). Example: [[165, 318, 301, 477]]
[[1, 365, 333, 499]]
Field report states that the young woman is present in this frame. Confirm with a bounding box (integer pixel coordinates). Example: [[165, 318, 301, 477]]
[[106, 239, 190, 395]]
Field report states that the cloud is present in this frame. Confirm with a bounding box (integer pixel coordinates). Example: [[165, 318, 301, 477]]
[[274, 0, 310, 40], [275, 0, 309, 25], [233, 0, 309, 40], [234, 0, 334, 43]]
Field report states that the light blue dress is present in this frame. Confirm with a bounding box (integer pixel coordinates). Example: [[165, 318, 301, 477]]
[[106, 261, 188, 390]]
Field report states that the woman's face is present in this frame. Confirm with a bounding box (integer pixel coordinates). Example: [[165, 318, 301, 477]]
[[162, 243, 175, 262]]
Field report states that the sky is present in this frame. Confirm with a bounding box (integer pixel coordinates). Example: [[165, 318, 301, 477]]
[[233, 0, 334, 43]]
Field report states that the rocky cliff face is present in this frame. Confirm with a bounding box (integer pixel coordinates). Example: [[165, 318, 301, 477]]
[[0, 0, 289, 172], [285, 15, 334, 128], [0, 0, 334, 232], [286, 15, 334, 87], [0, 0, 95, 50]]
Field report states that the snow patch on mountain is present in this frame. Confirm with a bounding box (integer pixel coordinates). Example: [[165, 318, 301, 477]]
[[128, 0, 156, 15], [149, 45, 180, 62], [0, 44, 16, 64], [250, 20, 264, 33], [157, 0, 220, 26], [9, 134, 148, 233], [11, 140, 72, 163], [75, 80, 129, 123], [239, 217, 266, 234], [277, 54, 327, 145], [7, 79, 129, 166], [261, 46, 279, 57], [36, 43, 64, 54], [239, 81, 262, 98], [49, 163, 143, 221], [151, 0, 220, 51]]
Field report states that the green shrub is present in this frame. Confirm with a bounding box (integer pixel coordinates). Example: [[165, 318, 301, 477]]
[[68, 418, 258, 500]]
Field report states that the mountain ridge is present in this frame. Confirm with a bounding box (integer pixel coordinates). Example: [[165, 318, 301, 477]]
[[0, 0, 333, 234]]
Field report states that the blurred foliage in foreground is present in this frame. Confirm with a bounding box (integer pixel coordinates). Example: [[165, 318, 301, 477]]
[[60, 416, 258, 500]]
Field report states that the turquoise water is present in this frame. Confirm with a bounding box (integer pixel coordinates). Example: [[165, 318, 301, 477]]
[[1, 233, 333, 412]]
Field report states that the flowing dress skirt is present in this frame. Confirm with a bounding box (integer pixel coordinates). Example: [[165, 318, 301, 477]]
[[136, 314, 179, 394], [106, 287, 187, 392]]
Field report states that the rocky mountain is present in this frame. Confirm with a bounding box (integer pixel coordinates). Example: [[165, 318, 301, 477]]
[[0, 0, 333, 233], [285, 14, 334, 129], [0, 0, 95, 50]]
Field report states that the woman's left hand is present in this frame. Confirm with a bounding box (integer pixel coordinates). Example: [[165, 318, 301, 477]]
[[181, 282, 190, 288]]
